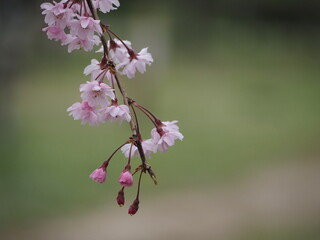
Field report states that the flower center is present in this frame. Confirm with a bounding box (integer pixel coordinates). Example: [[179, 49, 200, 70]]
[[56, 13, 64, 20]]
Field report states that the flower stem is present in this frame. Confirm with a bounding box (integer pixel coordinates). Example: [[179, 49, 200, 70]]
[[107, 28, 132, 51], [85, 0, 109, 58], [130, 103, 140, 138], [86, 0, 136, 135], [135, 170, 143, 200], [101, 140, 131, 168], [134, 102, 159, 121], [126, 143, 133, 166], [132, 102, 158, 128]]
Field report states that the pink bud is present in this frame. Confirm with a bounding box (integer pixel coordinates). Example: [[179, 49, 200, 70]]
[[89, 167, 106, 183], [116, 188, 125, 206], [128, 199, 139, 216], [118, 170, 133, 187]]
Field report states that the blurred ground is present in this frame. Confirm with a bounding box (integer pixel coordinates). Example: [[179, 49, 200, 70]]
[[2, 159, 320, 240]]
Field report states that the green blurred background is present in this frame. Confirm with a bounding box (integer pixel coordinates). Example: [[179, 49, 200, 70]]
[[1, 0, 320, 239]]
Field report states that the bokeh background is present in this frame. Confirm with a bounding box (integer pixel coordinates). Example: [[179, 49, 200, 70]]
[[1, 0, 320, 239]]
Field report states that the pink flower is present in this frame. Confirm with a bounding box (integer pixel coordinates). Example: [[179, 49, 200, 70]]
[[66, 35, 100, 52], [128, 199, 139, 215], [42, 25, 68, 43], [121, 139, 157, 158], [162, 120, 181, 132], [80, 81, 115, 107], [151, 121, 184, 152], [110, 39, 132, 65], [100, 103, 131, 123], [84, 59, 113, 83], [89, 167, 106, 183], [41, 1, 75, 28], [93, 0, 120, 13], [141, 139, 158, 156], [65, 16, 102, 52], [84, 59, 101, 79], [121, 143, 137, 158], [69, 16, 102, 39], [118, 170, 133, 187], [118, 47, 153, 79], [97, 39, 132, 66], [67, 100, 100, 126]]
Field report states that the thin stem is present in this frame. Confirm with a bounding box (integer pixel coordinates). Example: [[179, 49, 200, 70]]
[[101, 140, 131, 168], [110, 73, 115, 89], [101, 37, 109, 58], [95, 69, 107, 82], [107, 29, 132, 51], [85, 0, 109, 58], [113, 74, 136, 134], [135, 139, 147, 167], [132, 168, 140, 176], [130, 103, 140, 136], [133, 103, 158, 128], [83, 0, 89, 15], [79, 1, 83, 15], [134, 102, 159, 121], [69, 1, 75, 9], [127, 143, 133, 166], [135, 170, 143, 199], [107, 31, 113, 40], [85, 0, 98, 22]]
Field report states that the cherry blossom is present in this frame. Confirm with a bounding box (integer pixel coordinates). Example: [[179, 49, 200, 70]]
[[84, 59, 113, 83], [162, 120, 181, 132], [69, 16, 102, 39], [42, 25, 68, 43], [96, 39, 132, 66], [151, 121, 184, 152], [66, 35, 101, 52], [100, 103, 131, 123], [93, 0, 120, 13], [80, 81, 115, 107], [67, 100, 100, 126], [109, 39, 132, 65], [121, 139, 157, 158], [41, 0, 74, 28], [84, 59, 101, 79], [118, 48, 153, 79]]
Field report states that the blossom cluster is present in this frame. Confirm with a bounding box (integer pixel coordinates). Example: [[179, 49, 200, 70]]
[[41, 0, 153, 79], [67, 80, 131, 125], [41, 0, 183, 216], [41, 0, 101, 52]]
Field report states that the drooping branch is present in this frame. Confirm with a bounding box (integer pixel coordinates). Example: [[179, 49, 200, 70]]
[[85, 0, 149, 169]]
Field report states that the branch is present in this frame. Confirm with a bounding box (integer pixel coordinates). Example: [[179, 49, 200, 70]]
[[85, 0, 136, 135]]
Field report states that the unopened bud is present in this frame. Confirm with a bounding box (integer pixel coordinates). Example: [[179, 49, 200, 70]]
[[89, 167, 106, 183], [128, 199, 139, 216], [117, 188, 125, 207], [119, 169, 133, 187]]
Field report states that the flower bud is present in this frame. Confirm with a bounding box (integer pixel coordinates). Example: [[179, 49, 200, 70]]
[[89, 167, 106, 183], [118, 170, 133, 187], [117, 188, 125, 206], [128, 199, 139, 216]]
